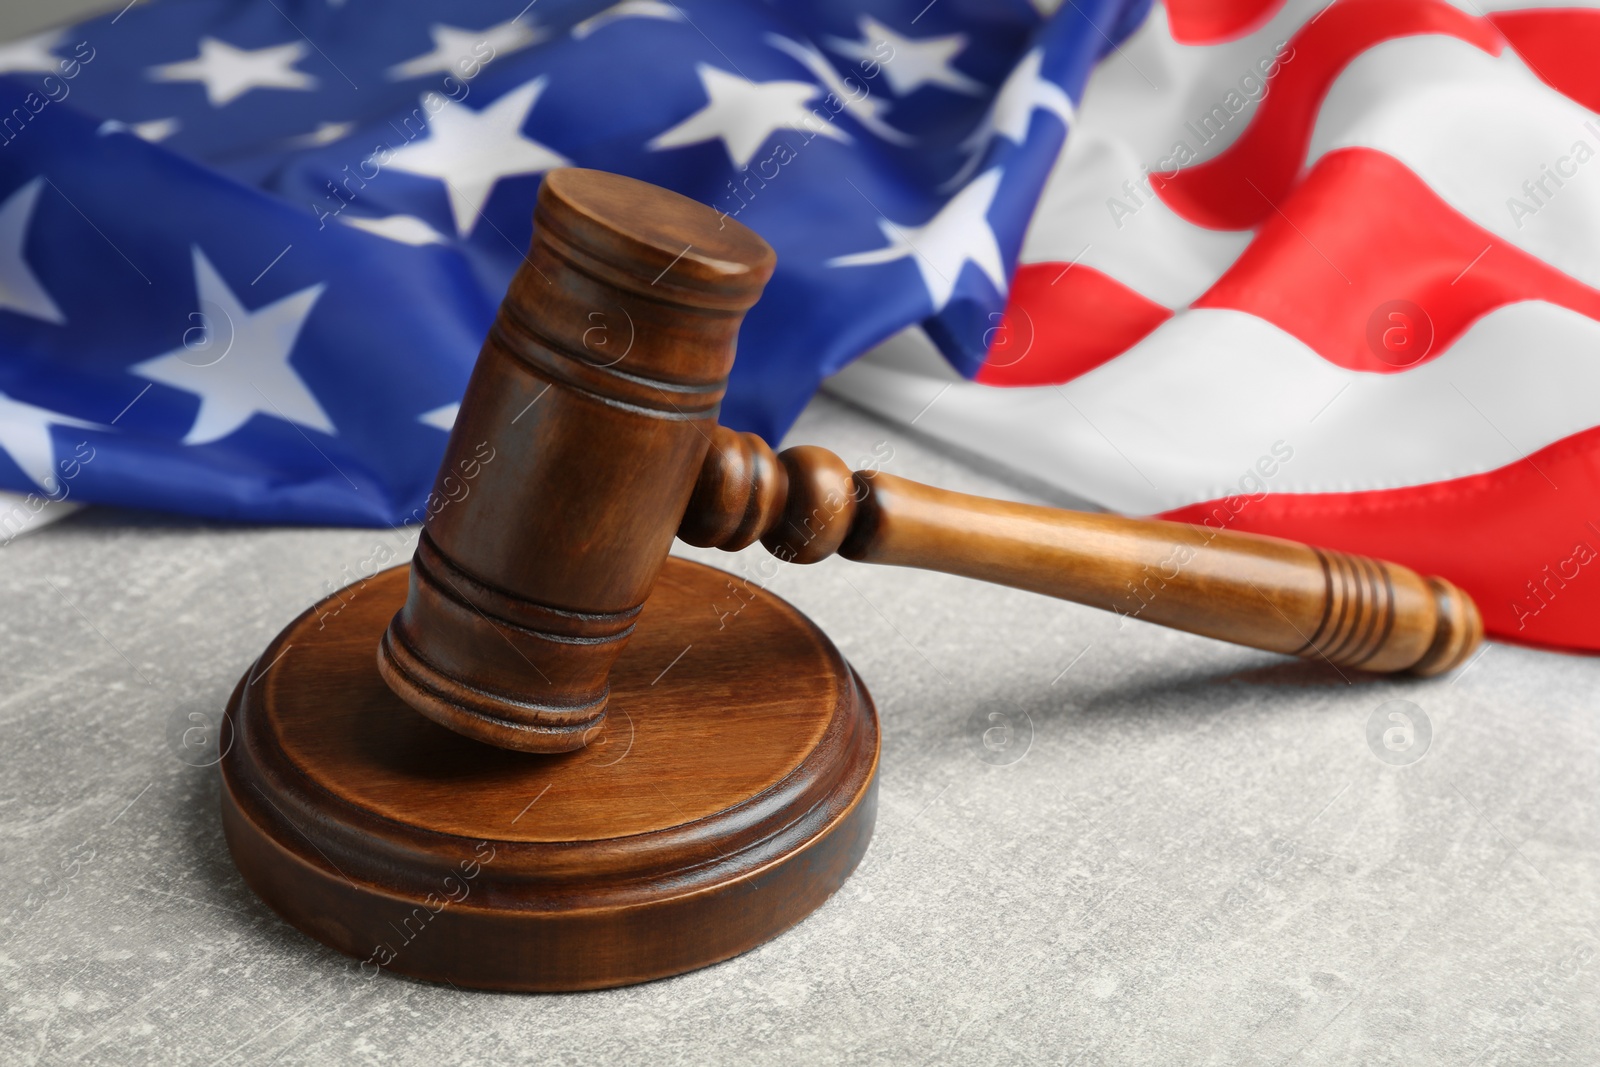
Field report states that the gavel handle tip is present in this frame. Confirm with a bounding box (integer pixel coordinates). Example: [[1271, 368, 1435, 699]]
[[1408, 576, 1486, 677]]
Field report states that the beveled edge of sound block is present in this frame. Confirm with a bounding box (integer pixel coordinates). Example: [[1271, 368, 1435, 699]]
[[218, 558, 879, 992]]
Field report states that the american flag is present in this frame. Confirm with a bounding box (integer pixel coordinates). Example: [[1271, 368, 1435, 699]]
[[0, 0, 1144, 518], [0, 0, 1595, 654], [831, 0, 1600, 655]]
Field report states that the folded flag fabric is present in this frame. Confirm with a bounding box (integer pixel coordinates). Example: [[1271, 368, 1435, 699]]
[[1, 0, 1596, 655], [0, 0, 1144, 529], [831, 0, 1600, 654]]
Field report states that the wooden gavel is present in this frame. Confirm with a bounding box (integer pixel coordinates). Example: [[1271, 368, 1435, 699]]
[[378, 169, 1482, 753], [220, 166, 1490, 992]]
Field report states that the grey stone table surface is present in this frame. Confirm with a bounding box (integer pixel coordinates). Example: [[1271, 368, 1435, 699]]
[[0, 394, 1596, 1067]]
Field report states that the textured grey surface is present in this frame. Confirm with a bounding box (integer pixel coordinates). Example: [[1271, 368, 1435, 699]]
[[0, 3, 1596, 1058], [0, 394, 1596, 1066]]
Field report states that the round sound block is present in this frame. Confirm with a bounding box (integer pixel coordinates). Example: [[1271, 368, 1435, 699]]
[[219, 557, 878, 991]]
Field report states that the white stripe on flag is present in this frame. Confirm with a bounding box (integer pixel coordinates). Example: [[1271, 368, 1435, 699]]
[[1311, 35, 1600, 289], [830, 301, 1600, 513]]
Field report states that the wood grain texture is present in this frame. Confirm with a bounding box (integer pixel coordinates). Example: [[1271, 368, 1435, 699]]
[[379, 168, 776, 752], [222, 559, 879, 991], [681, 426, 1483, 676]]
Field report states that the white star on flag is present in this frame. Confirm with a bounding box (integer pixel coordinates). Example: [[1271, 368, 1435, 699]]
[[148, 38, 317, 107], [0, 390, 97, 491], [946, 49, 1073, 189], [340, 214, 450, 246], [133, 247, 332, 446], [829, 168, 1008, 312], [386, 17, 542, 81], [978, 49, 1074, 146], [571, 1, 685, 40], [386, 79, 570, 237], [285, 121, 355, 148], [0, 178, 65, 325], [826, 17, 984, 97], [96, 117, 182, 143], [649, 64, 848, 169], [765, 35, 913, 146], [418, 403, 459, 431], [0, 29, 63, 75]]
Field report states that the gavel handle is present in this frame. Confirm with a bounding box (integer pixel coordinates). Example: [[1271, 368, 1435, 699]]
[[678, 428, 1483, 676]]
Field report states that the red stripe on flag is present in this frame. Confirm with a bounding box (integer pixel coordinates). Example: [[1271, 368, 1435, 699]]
[[1490, 8, 1600, 114], [1193, 147, 1600, 371], [977, 263, 1172, 386], [1155, 0, 1502, 231], [1165, 0, 1288, 44], [1160, 424, 1600, 652]]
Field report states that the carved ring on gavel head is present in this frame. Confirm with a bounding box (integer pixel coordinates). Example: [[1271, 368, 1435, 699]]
[[217, 168, 1484, 995], [374, 168, 776, 753]]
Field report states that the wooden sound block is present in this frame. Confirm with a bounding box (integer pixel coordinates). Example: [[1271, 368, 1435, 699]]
[[219, 557, 879, 991]]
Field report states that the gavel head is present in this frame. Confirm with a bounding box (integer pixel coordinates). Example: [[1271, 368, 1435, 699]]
[[378, 168, 775, 753]]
